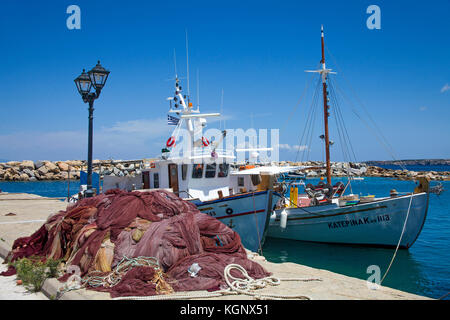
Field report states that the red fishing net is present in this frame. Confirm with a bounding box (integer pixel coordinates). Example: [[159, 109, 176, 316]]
[[1, 189, 271, 297]]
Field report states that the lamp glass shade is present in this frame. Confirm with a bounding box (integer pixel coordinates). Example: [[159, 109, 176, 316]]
[[88, 61, 110, 90], [74, 69, 92, 95]]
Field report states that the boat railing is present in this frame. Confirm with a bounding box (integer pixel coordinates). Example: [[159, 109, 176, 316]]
[[190, 148, 234, 158]]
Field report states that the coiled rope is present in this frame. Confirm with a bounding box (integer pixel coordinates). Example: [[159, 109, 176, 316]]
[[58, 256, 160, 298], [82, 256, 159, 288]]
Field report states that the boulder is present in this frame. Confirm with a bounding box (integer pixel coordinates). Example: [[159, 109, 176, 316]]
[[57, 162, 69, 171], [6, 167, 19, 175], [23, 169, 35, 177], [37, 166, 48, 176], [29, 176, 37, 182], [20, 160, 35, 170], [44, 161, 59, 173], [19, 173, 29, 181], [34, 160, 46, 169], [59, 172, 69, 179], [7, 161, 20, 166], [44, 172, 55, 180]]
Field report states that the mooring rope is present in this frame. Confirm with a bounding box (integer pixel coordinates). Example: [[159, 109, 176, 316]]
[[380, 194, 414, 285]]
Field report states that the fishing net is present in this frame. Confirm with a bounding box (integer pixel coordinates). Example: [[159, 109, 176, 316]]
[[1, 189, 271, 297]]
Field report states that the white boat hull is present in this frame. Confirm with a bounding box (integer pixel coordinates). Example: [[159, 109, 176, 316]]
[[192, 190, 274, 253], [267, 192, 429, 248]]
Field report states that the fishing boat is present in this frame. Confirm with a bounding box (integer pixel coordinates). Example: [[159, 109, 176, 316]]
[[267, 27, 430, 249], [139, 76, 298, 253]]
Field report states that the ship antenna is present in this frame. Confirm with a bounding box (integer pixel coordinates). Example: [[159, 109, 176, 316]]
[[173, 48, 178, 79], [185, 29, 190, 103], [196, 68, 200, 109], [220, 88, 224, 130]]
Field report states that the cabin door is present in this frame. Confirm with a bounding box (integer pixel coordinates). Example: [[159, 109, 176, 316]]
[[168, 164, 179, 194], [142, 171, 150, 189]]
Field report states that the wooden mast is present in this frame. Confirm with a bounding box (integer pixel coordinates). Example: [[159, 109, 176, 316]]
[[320, 26, 332, 185]]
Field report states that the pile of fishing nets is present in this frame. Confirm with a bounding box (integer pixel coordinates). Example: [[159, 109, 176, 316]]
[[1, 189, 270, 297]]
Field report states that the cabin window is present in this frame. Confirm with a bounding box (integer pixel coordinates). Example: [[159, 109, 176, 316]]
[[205, 164, 216, 178], [181, 164, 188, 180], [238, 177, 244, 187], [192, 164, 204, 178], [218, 163, 229, 177], [153, 173, 159, 188]]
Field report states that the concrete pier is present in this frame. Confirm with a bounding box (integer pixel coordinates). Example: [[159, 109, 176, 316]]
[[0, 192, 431, 300]]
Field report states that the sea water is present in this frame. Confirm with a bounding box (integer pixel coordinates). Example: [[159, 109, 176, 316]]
[[0, 175, 449, 299]]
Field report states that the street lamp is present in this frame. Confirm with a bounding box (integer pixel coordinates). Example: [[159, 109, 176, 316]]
[[74, 61, 110, 197]]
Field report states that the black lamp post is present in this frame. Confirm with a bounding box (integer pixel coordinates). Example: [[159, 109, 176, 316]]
[[74, 61, 110, 197]]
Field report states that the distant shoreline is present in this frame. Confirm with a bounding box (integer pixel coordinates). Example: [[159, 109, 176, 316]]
[[364, 159, 450, 166]]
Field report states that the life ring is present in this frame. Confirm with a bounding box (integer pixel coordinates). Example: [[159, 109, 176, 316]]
[[202, 136, 210, 147], [166, 136, 176, 147]]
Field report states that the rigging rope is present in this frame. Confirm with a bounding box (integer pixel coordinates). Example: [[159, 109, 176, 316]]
[[324, 45, 408, 171], [295, 75, 322, 163], [282, 67, 317, 128]]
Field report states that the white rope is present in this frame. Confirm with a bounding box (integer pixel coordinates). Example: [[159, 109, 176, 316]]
[[380, 194, 414, 285], [223, 264, 317, 300]]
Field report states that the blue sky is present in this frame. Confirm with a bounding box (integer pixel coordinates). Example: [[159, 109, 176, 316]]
[[0, 0, 449, 162]]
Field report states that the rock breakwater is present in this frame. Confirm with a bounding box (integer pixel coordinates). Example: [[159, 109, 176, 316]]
[[0, 159, 448, 182], [0, 160, 144, 182]]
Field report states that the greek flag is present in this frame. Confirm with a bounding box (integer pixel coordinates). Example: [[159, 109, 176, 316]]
[[167, 115, 180, 125]]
